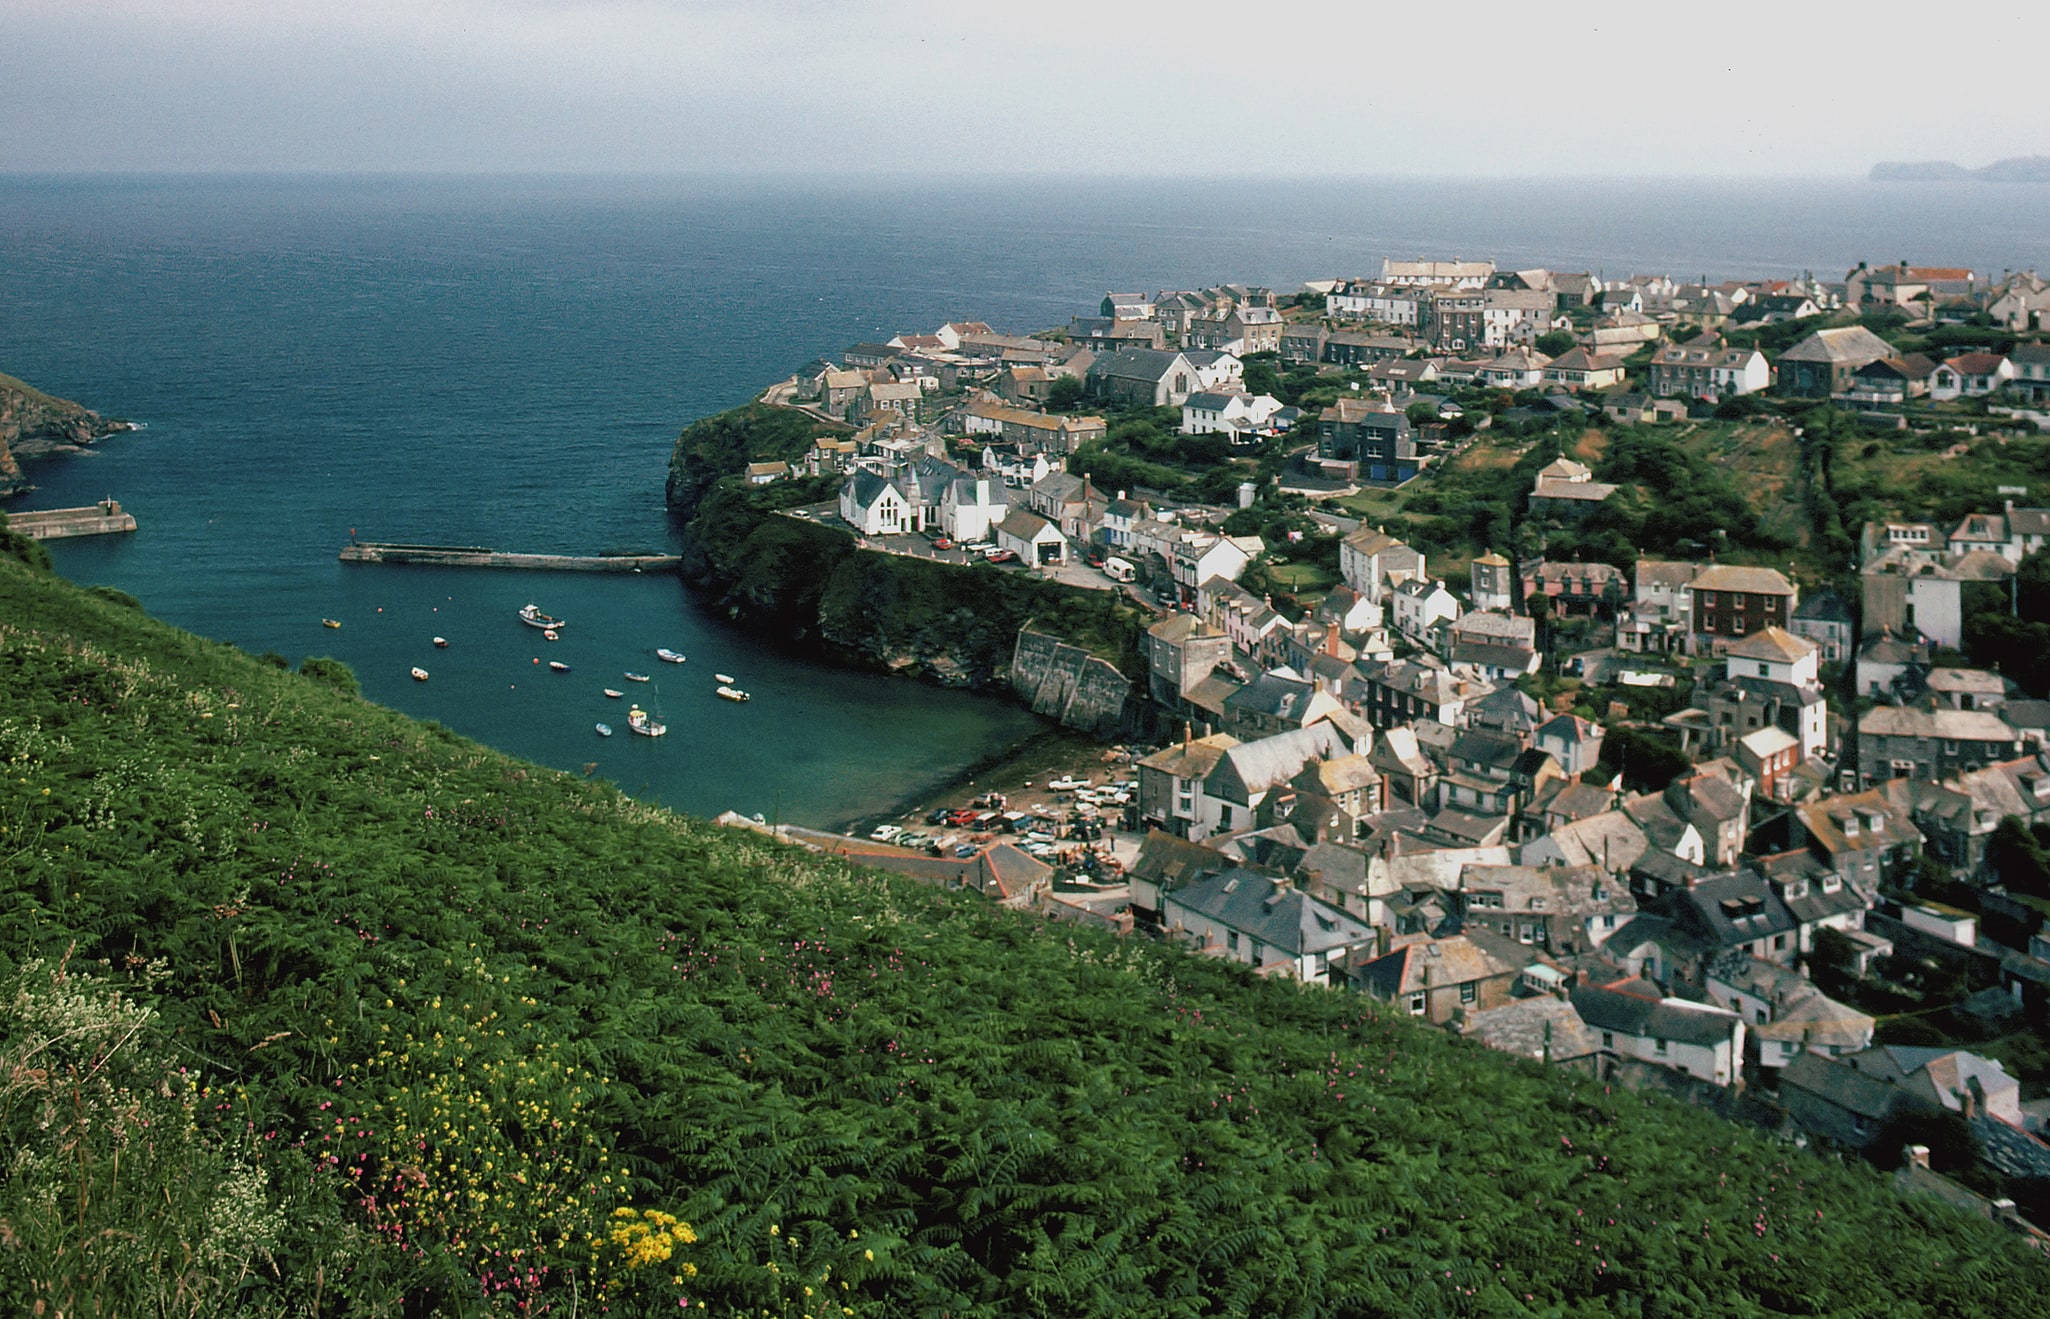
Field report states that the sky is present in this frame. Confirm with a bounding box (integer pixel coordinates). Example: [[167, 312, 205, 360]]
[[4, 1, 2048, 177]]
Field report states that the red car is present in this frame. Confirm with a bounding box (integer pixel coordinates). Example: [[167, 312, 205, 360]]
[[932, 537, 954, 550], [984, 548, 1018, 563]]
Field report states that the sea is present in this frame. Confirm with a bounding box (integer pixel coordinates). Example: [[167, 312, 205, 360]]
[[2, 173, 2047, 826]]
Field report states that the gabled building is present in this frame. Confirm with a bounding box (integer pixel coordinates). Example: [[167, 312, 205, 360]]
[[1572, 979, 1746, 1087], [1456, 863, 1635, 955], [1689, 564, 1797, 650], [1338, 529, 1426, 603], [1790, 587, 1853, 663], [1162, 867, 1377, 985], [1086, 348, 1202, 408], [1774, 326, 1899, 398], [1316, 399, 1417, 483], [1356, 934, 1521, 1023]]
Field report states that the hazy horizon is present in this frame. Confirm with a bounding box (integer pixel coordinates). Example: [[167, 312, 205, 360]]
[[6, 1, 2045, 178]]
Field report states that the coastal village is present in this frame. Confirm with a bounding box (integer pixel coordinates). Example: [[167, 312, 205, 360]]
[[716, 256, 2050, 1236]]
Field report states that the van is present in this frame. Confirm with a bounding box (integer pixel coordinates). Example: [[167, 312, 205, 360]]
[[1102, 556, 1135, 583]]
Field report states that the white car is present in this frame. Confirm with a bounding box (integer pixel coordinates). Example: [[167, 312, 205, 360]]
[[1047, 776, 1091, 791], [869, 824, 903, 843]]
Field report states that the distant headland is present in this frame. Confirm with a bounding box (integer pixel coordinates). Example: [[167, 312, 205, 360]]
[[1871, 155, 2050, 183], [0, 370, 137, 497]]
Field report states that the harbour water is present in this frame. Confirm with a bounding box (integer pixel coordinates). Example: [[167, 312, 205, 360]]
[[3, 173, 2047, 823]]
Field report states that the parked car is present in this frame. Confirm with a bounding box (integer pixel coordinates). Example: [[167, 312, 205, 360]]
[[932, 537, 954, 550], [952, 843, 979, 859], [983, 548, 1018, 564], [926, 808, 952, 825], [869, 824, 903, 843], [1047, 776, 1091, 791]]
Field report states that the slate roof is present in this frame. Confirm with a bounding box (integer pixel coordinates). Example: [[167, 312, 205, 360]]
[[1690, 564, 1795, 596], [1224, 672, 1318, 722], [1727, 626, 1816, 664], [1665, 871, 1796, 949], [1357, 934, 1518, 997], [1777, 325, 1897, 365], [1458, 863, 1631, 922], [1780, 1051, 1902, 1121], [1571, 980, 1741, 1047], [1207, 724, 1353, 802], [1091, 347, 1184, 383], [1127, 828, 1235, 894], [1859, 705, 2018, 742], [1464, 997, 1603, 1063], [1165, 867, 1374, 957], [1534, 809, 1649, 871]]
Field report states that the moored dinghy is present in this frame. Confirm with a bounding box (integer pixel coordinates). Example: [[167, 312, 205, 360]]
[[595, 722, 613, 737], [410, 667, 430, 681]]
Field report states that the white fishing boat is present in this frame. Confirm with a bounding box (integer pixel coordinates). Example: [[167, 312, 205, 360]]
[[548, 661, 570, 673], [627, 705, 667, 737], [715, 685, 750, 703], [602, 688, 623, 698], [410, 667, 430, 681], [322, 617, 342, 629], [714, 672, 736, 685], [518, 604, 565, 630], [623, 672, 651, 683], [595, 722, 613, 737], [432, 636, 448, 648], [655, 648, 687, 664], [543, 629, 559, 642]]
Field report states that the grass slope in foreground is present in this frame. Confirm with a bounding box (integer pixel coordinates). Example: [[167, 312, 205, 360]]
[[1, 554, 2046, 1317]]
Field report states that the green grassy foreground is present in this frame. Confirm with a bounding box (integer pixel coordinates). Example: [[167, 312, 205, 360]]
[[1, 549, 2047, 1316]]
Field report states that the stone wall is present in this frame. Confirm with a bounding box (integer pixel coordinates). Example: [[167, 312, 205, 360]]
[[1010, 629, 1135, 738]]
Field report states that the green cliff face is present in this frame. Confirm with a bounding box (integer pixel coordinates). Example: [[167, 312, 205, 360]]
[[666, 403, 1143, 690], [0, 370, 131, 495]]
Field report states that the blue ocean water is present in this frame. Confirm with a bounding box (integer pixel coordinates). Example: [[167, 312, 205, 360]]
[[2, 174, 2046, 823]]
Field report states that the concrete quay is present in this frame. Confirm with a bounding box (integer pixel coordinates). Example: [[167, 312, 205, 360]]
[[339, 542, 680, 572], [7, 499, 138, 541]]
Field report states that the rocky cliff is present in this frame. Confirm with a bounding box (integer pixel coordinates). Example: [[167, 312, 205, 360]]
[[0, 371, 134, 496]]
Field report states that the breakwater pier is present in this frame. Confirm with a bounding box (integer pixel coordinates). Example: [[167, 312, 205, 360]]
[[8, 499, 138, 541], [339, 541, 681, 572]]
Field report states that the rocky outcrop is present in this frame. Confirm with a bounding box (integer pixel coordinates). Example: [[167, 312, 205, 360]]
[[1, 371, 134, 496]]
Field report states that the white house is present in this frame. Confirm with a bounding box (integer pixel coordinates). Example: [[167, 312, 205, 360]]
[[1161, 867, 1377, 985], [1929, 353, 2014, 401], [1339, 529, 1426, 604], [1573, 981, 1747, 1087], [1172, 535, 1261, 595], [1390, 579, 1461, 643], [839, 469, 912, 536], [1181, 391, 1284, 436], [941, 473, 1008, 544], [994, 510, 1069, 566], [1724, 626, 1819, 687]]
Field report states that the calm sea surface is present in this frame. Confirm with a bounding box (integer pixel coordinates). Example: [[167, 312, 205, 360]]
[[3, 174, 2046, 823]]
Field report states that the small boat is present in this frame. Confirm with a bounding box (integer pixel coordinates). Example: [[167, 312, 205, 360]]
[[410, 667, 430, 682], [595, 722, 614, 737], [322, 618, 342, 629], [548, 661, 571, 673], [627, 706, 667, 737], [602, 688, 624, 698], [656, 648, 687, 664], [518, 604, 565, 630], [714, 673, 737, 685], [623, 672, 650, 683], [543, 629, 560, 642], [715, 685, 750, 703], [432, 636, 448, 648]]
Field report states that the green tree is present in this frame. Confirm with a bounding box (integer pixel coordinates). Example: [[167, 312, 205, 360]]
[[297, 655, 360, 697], [1535, 329, 1577, 358], [1045, 375, 1086, 412]]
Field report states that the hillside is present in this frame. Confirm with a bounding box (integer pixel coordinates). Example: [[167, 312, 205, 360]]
[[2, 553, 2049, 1314], [0, 369, 133, 495]]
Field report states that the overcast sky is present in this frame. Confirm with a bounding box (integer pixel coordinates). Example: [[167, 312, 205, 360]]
[[5, 1, 2046, 176]]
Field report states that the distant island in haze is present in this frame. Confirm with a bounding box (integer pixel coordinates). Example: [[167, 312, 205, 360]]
[[1871, 155, 2050, 182]]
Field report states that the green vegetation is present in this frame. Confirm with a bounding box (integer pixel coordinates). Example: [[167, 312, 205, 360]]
[[664, 402, 848, 515], [3, 557, 2049, 1314], [681, 481, 1145, 679]]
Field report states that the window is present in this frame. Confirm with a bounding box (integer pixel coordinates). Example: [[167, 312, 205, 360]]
[[1774, 934, 1788, 951], [1601, 1032, 1614, 1049], [1654, 1038, 1668, 1056], [1459, 982, 1477, 1004], [1227, 931, 1240, 953], [1406, 993, 1427, 1015]]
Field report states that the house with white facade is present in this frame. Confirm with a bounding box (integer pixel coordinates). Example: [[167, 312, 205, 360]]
[[1929, 353, 2013, 401], [1181, 391, 1284, 436], [839, 469, 913, 535], [1339, 528, 1426, 603], [1162, 866, 1377, 985], [1573, 979, 1747, 1087], [1390, 579, 1461, 644], [993, 509, 1069, 566]]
